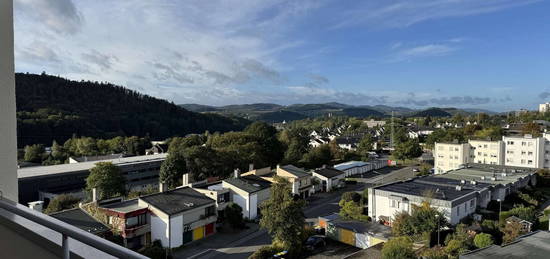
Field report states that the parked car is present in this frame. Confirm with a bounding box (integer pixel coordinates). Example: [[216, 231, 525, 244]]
[[412, 168, 419, 172], [305, 235, 326, 251]]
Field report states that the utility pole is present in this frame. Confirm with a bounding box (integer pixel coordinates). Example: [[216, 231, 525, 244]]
[[390, 111, 395, 149]]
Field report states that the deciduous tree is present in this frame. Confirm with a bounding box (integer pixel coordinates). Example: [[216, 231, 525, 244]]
[[86, 162, 126, 199]]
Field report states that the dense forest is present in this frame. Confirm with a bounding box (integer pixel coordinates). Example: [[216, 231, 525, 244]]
[[15, 73, 249, 147]]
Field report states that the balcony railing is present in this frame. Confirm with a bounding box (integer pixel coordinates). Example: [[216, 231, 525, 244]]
[[0, 196, 147, 259]]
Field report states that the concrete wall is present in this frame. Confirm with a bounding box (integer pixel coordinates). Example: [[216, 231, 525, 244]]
[[503, 136, 544, 168], [469, 140, 505, 166], [150, 214, 169, 247], [0, 0, 18, 202], [170, 215, 183, 248]]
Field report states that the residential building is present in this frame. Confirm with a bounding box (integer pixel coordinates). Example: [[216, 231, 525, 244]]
[[540, 102, 550, 113], [368, 176, 492, 225], [503, 135, 545, 168], [100, 199, 151, 249], [319, 213, 391, 249], [433, 166, 537, 202], [191, 181, 231, 219], [222, 174, 271, 219], [311, 167, 345, 192], [364, 119, 386, 128], [460, 231, 550, 259], [18, 153, 167, 204], [140, 187, 217, 248], [434, 142, 471, 174], [335, 137, 360, 150], [469, 140, 505, 166], [145, 143, 168, 155], [276, 165, 313, 199]]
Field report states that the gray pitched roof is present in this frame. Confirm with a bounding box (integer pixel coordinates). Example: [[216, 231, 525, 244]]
[[280, 165, 309, 178], [50, 208, 109, 234], [140, 187, 215, 216], [223, 175, 272, 194], [313, 168, 345, 179]]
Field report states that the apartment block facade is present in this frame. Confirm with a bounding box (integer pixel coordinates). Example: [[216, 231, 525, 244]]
[[434, 143, 471, 174], [435, 134, 550, 173]]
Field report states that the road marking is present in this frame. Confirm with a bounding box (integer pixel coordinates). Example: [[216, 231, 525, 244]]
[[187, 248, 214, 259]]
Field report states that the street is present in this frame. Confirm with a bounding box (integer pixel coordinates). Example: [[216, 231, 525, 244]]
[[175, 165, 417, 259]]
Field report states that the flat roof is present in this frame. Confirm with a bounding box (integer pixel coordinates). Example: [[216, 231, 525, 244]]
[[460, 231, 550, 259], [436, 167, 534, 186], [223, 175, 272, 193], [313, 168, 345, 179], [140, 187, 214, 216], [375, 176, 490, 201], [334, 161, 369, 171], [18, 153, 167, 179], [100, 199, 147, 214]]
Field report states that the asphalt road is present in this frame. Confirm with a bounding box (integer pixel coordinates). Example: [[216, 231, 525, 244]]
[[179, 166, 417, 259]]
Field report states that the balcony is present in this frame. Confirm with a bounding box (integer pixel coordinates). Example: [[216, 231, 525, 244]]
[[0, 197, 147, 259]]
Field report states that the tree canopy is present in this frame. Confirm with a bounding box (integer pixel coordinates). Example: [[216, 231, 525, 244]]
[[86, 162, 126, 199]]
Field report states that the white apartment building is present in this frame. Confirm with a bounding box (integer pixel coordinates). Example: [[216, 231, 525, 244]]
[[503, 135, 545, 168], [434, 143, 471, 174], [368, 176, 491, 225], [469, 140, 505, 166], [540, 102, 550, 113]]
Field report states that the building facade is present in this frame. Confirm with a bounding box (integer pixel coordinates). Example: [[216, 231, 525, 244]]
[[503, 135, 545, 168], [469, 140, 505, 166], [434, 143, 471, 174], [540, 102, 550, 113]]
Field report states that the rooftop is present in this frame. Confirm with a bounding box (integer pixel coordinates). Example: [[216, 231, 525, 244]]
[[100, 199, 147, 214], [18, 153, 167, 179], [435, 167, 534, 186], [50, 208, 109, 235], [460, 231, 550, 259], [140, 187, 214, 215], [279, 164, 309, 178], [375, 176, 490, 201], [334, 161, 369, 171], [223, 175, 272, 193], [313, 168, 345, 178], [320, 213, 391, 239], [70, 154, 125, 163]]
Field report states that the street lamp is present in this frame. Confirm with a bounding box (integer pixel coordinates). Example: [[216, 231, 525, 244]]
[[497, 199, 502, 216]]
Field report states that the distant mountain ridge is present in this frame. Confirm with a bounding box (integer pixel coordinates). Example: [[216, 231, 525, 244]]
[[180, 102, 496, 122], [16, 73, 249, 147]]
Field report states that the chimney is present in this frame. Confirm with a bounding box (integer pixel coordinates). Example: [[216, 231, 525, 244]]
[[249, 163, 254, 172], [234, 168, 241, 178], [182, 173, 189, 187], [159, 182, 167, 192], [28, 201, 44, 212], [92, 188, 99, 202]]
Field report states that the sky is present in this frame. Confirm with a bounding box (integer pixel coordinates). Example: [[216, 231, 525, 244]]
[[13, 0, 550, 112]]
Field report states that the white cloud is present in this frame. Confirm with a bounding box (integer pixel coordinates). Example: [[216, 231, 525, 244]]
[[15, 0, 83, 34], [330, 0, 540, 29]]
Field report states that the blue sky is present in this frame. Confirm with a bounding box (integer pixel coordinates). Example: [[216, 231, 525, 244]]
[[13, 0, 550, 111]]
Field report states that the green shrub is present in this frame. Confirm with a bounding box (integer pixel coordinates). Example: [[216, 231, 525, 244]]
[[44, 194, 80, 214], [473, 233, 494, 249]]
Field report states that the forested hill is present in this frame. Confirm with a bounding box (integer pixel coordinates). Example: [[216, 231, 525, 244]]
[[15, 73, 249, 147]]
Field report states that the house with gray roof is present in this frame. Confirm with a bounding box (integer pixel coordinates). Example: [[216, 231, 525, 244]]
[[311, 167, 345, 192], [50, 208, 110, 236], [368, 176, 492, 225], [222, 174, 272, 219]]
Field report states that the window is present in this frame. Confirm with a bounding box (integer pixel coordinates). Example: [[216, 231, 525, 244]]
[[528, 160, 533, 165], [126, 214, 146, 228], [390, 200, 396, 208], [528, 152, 533, 156], [218, 192, 230, 203]]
